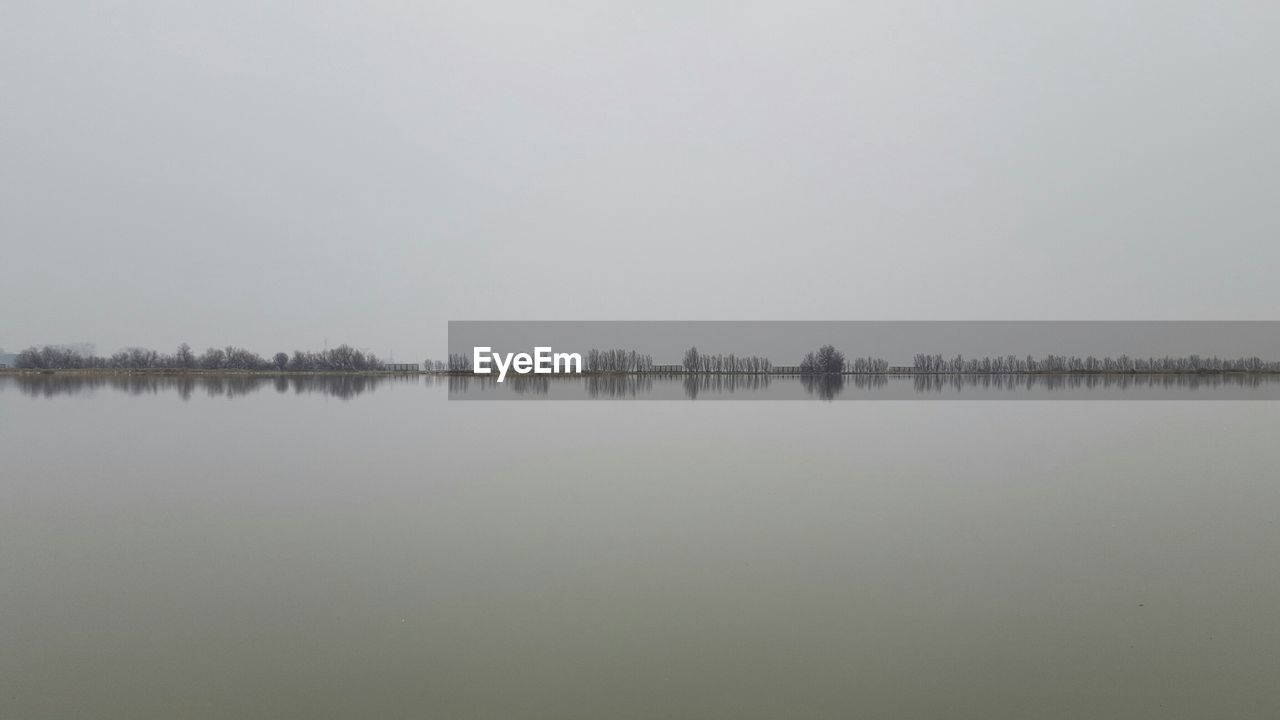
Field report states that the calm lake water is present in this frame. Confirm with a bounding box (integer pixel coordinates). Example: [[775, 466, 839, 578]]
[[3, 374, 1279, 718], [446, 372, 1280, 400]]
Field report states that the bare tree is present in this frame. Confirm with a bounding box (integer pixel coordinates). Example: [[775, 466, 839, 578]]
[[800, 345, 845, 374], [175, 343, 195, 369], [677, 346, 771, 373], [682, 346, 700, 373], [199, 347, 226, 370]]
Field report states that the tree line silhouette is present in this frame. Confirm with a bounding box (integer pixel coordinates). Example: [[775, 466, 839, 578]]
[[13, 343, 387, 372], [682, 346, 773, 374], [10, 343, 1280, 375], [911, 353, 1280, 374], [794, 345, 891, 374]]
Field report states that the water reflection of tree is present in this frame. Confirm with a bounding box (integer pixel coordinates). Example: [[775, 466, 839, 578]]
[[587, 375, 652, 398], [9, 373, 415, 400], [445, 375, 552, 396], [800, 374, 844, 400], [909, 372, 1273, 394], [509, 376, 551, 395], [12, 370, 1275, 402], [289, 375, 382, 399], [682, 374, 772, 399]]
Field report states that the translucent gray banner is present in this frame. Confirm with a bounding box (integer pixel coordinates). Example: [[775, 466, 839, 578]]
[[445, 321, 1280, 400]]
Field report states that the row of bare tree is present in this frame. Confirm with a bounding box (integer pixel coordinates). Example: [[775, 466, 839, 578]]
[[21, 342, 1275, 376], [792, 346, 892, 374], [585, 348, 654, 373], [442, 353, 473, 372], [14, 343, 386, 372], [911, 353, 1280, 374], [682, 347, 773, 374]]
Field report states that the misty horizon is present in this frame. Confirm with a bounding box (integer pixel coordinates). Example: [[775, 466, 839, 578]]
[[5, 3, 1280, 717]]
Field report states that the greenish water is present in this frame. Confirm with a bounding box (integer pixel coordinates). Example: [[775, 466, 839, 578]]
[[2, 375, 1278, 718]]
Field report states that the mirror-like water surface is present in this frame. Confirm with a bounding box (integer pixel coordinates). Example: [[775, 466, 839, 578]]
[[2, 375, 1279, 718], [449, 372, 1280, 400], [6, 371, 1280, 401]]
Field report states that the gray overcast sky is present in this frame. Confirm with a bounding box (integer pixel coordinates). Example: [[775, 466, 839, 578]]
[[2, 2, 1277, 360]]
